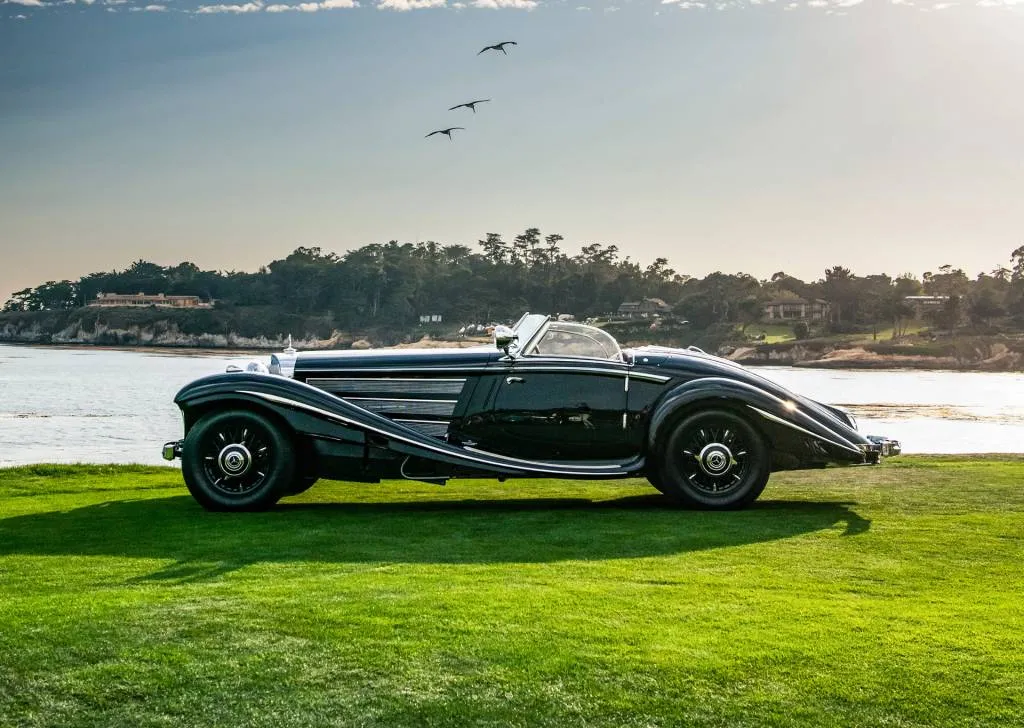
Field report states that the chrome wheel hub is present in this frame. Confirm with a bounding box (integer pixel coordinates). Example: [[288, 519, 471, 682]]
[[697, 442, 735, 477], [217, 443, 252, 478]]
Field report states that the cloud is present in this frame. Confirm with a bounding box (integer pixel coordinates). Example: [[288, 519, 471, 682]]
[[470, 0, 537, 7], [21, 0, 1024, 20], [196, 0, 264, 11], [376, 0, 444, 9], [263, 0, 357, 9]]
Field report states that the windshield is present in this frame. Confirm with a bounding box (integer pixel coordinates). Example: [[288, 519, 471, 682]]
[[523, 321, 622, 361]]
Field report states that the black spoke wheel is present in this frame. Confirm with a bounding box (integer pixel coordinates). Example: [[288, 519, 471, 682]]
[[653, 408, 770, 510], [182, 409, 295, 512]]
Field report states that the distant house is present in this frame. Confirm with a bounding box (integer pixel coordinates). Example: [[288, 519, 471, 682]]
[[616, 298, 672, 319], [763, 298, 830, 322], [903, 295, 949, 314], [88, 293, 213, 309], [419, 314, 442, 324]]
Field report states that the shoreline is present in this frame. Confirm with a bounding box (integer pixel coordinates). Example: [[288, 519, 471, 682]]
[[0, 341, 271, 357], [3, 339, 1021, 372]]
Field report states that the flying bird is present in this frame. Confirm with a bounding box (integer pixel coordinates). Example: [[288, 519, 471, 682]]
[[449, 99, 491, 113], [478, 41, 517, 56], [425, 127, 465, 141]]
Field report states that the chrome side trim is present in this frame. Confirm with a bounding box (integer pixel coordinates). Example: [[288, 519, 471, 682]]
[[508, 365, 671, 383], [628, 372, 672, 384], [300, 366, 670, 384], [392, 417, 451, 424], [300, 367, 484, 376], [393, 421, 450, 437], [237, 390, 632, 475], [747, 405, 863, 456], [343, 397, 458, 417], [305, 377, 466, 395], [394, 419, 450, 438]]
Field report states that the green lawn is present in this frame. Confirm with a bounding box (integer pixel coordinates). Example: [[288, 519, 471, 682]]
[[850, 322, 929, 343], [743, 323, 795, 343], [1, 458, 1022, 727]]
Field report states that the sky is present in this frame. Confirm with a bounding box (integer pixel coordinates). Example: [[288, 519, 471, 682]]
[[1, 0, 1023, 302]]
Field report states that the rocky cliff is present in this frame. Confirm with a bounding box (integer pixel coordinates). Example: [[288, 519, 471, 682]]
[[725, 338, 1024, 372]]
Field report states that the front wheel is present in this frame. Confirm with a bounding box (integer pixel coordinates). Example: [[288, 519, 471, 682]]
[[181, 409, 296, 512], [653, 408, 770, 510]]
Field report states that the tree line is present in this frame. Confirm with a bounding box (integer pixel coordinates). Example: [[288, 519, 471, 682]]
[[5, 230, 1024, 336]]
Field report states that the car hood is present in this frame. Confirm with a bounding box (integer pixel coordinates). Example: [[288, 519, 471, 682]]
[[292, 345, 499, 373]]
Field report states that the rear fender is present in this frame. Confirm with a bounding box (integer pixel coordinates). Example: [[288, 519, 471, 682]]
[[646, 377, 867, 461]]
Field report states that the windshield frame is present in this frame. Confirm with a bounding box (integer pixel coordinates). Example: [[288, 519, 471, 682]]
[[521, 320, 624, 362], [510, 313, 549, 354]]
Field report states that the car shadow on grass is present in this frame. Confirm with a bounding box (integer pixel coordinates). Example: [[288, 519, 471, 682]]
[[0, 492, 870, 582]]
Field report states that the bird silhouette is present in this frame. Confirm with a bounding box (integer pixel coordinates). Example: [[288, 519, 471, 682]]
[[425, 127, 465, 141], [449, 99, 491, 113], [478, 41, 517, 56]]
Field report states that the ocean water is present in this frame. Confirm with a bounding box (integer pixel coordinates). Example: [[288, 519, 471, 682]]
[[0, 344, 1021, 467]]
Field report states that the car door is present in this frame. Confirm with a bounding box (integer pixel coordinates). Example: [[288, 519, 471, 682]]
[[485, 358, 632, 460]]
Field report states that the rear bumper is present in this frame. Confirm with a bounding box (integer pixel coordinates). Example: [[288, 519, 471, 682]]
[[862, 435, 901, 463], [162, 440, 183, 462]]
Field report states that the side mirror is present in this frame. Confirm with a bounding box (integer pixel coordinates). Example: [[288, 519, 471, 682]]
[[493, 325, 518, 355]]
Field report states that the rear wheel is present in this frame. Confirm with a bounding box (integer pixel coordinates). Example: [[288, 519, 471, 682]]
[[653, 408, 770, 510], [181, 409, 295, 512]]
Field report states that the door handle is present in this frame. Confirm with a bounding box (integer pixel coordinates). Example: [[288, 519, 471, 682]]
[[505, 376, 524, 384]]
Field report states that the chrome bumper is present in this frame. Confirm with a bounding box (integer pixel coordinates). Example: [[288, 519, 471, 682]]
[[162, 440, 183, 461], [863, 435, 901, 463]]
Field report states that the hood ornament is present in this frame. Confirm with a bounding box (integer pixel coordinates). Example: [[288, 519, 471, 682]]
[[269, 334, 299, 378]]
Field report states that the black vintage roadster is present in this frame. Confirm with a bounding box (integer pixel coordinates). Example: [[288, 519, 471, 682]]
[[163, 313, 900, 511]]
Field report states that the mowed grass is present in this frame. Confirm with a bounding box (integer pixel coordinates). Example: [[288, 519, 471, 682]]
[[742, 324, 795, 344], [1, 458, 1022, 728]]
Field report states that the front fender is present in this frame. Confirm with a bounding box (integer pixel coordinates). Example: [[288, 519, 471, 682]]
[[174, 372, 369, 446], [646, 377, 869, 461]]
